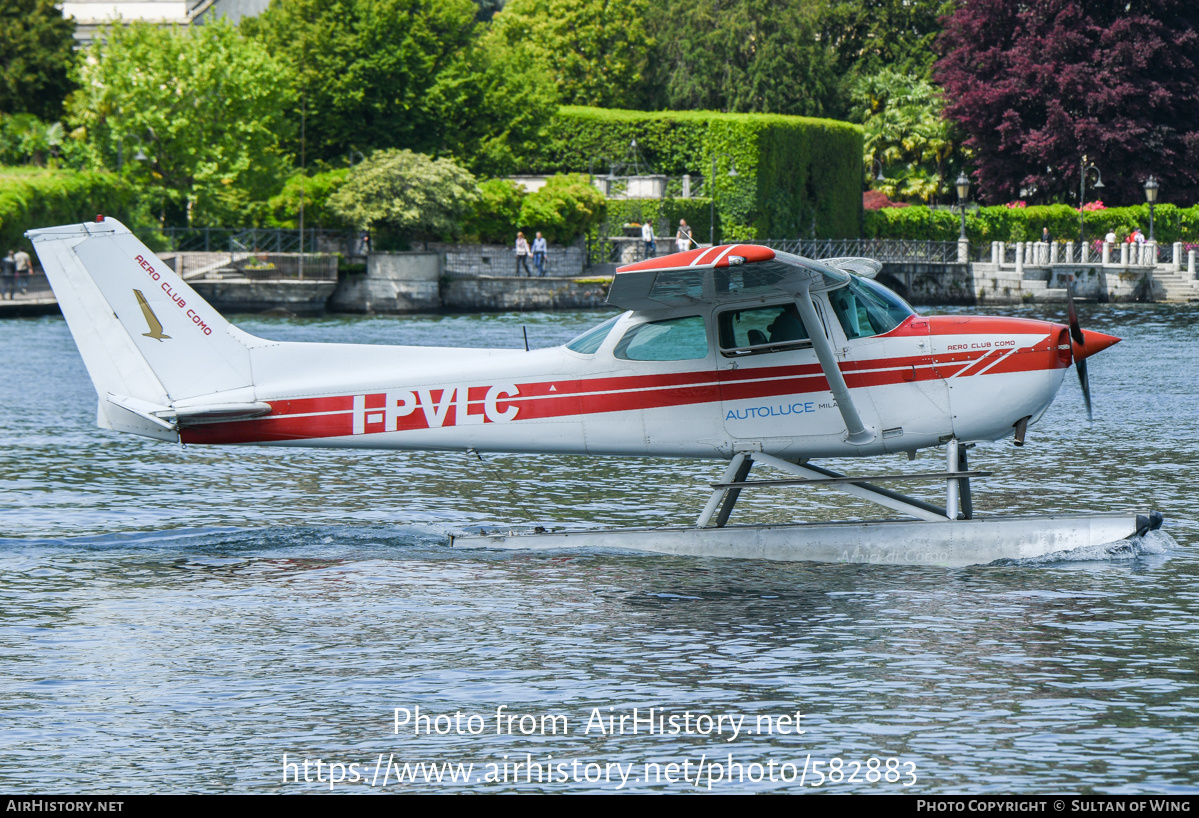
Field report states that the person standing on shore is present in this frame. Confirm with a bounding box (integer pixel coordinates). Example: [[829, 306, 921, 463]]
[[532, 231, 547, 276], [641, 220, 656, 259], [13, 247, 31, 295], [675, 219, 691, 252], [1, 250, 15, 300], [514, 231, 532, 276]]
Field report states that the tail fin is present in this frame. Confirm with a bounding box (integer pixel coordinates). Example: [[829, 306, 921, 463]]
[[26, 218, 267, 439]]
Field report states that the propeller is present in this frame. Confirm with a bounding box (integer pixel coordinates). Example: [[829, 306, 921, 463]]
[[1065, 273, 1120, 421]]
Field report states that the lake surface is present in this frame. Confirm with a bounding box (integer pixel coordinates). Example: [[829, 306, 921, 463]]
[[0, 304, 1195, 793]]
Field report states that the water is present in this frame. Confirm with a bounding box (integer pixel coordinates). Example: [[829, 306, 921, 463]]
[[0, 305, 1196, 793]]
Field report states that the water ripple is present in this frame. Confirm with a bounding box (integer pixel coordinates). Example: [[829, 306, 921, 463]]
[[0, 307, 1196, 792]]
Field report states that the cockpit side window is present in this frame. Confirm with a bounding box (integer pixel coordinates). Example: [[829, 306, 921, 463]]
[[613, 315, 709, 361], [566, 315, 621, 354], [828, 277, 915, 340], [717, 302, 811, 357]]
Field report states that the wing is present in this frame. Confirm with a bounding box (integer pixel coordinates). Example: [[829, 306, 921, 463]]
[[608, 243, 876, 446], [607, 244, 851, 311], [820, 257, 881, 279]]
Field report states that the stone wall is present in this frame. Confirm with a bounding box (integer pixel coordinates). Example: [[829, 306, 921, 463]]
[[327, 252, 442, 314], [876, 261, 1163, 306], [442, 277, 612, 312], [325, 250, 609, 313], [428, 242, 586, 278], [970, 263, 1162, 304], [877, 263, 976, 305], [190, 280, 338, 315]]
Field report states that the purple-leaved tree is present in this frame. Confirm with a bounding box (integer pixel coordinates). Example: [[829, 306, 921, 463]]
[[935, 0, 1199, 205]]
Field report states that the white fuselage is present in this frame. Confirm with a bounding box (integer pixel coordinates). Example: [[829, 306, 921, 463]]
[[180, 296, 1072, 461]]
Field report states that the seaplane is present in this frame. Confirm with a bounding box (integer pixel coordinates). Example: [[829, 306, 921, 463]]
[[26, 217, 1161, 566]]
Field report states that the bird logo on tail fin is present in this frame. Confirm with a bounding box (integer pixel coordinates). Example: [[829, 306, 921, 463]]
[[133, 289, 171, 341]]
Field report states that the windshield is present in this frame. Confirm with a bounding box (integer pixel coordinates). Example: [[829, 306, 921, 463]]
[[565, 315, 621, 354], [828, 277, 915, 340]]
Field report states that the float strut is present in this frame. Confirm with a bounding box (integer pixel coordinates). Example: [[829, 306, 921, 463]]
[[697, 453, 748, 528], [946, 440, 960, 521], [714, 456, 754, 527], [958, 444, 973, 520]]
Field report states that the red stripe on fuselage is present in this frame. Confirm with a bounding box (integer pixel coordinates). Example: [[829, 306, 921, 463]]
[[181, 319, 1069, 445]]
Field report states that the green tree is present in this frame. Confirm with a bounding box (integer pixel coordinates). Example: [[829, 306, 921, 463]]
[[821, 0, 953, 82], [67, 20, 295, 227], [427, 28, 559, 176], [643, 0, 841, 117], [488, 0, 652, 109], [852, 67, 964, 205], [0, 112, 61, 166], [464, 178, 526, 243], [268, 168, 351, 228], [518, 173, 607, 244], [641, 0, 950, 120], [329, 149, 480, 243], [0, 0, 77, 120], [246, 0, 499, 166]]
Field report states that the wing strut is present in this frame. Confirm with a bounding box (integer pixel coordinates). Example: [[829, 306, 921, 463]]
[[795, 285, 874, 445]]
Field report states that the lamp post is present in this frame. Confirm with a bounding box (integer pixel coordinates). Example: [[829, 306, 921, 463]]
[[1078, 158, 1104, 249], [588, 156, 617, 197], [116, 136, 149, 171], [1143, 175, 1160, 242], [871, 157, 885, 182], [955, 172, 971, 241], [710, 153, 738, 245]]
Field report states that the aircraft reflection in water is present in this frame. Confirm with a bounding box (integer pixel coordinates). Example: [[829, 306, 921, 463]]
[[27, 218, 1159, 565]]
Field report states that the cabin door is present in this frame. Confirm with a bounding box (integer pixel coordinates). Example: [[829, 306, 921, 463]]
[[715, 300, 851, 442]]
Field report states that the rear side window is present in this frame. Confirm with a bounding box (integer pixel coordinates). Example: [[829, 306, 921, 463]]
[[566, 315, 620, 354], [614, 315, 709, 361], [717, 303, 811, 356]]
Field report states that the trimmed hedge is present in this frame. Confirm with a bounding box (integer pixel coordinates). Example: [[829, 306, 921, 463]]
[[864, 203, 1199, 244], [516, 107, 863, 240], [0, 167, 135, 255]]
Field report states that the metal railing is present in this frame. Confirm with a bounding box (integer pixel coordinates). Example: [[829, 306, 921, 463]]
[[133, 227, 365, 257], [587, 236, 968, 267], [0, 272, 52, 301], [174, 251, 338, 281], [760, 238, 964, 264]]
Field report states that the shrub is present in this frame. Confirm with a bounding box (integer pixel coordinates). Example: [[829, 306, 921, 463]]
[[517, 173, 607, 244], [513, 106, 863, 240], [0, 166, 135, 254], [329, 149, 479, 244], [863, 203, 1199, 244], [267, 168, 351, 229], [863, 190, 909, 211], [463, 178, 526, 244]]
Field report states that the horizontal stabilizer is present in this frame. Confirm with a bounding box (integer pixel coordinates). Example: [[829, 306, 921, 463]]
[[173, 402, 273, 426], [106, 393, 176, 430], [106, 394, 273, 429]]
